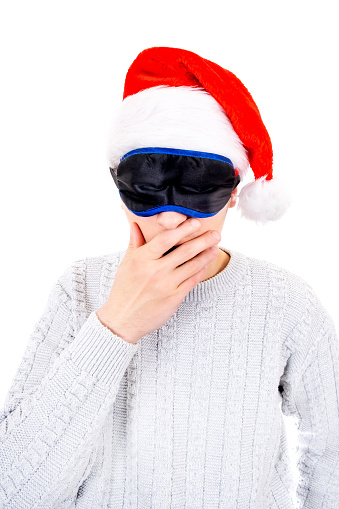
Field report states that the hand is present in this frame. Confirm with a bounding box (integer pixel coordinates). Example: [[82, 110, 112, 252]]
[[95, 218, 220, 344]]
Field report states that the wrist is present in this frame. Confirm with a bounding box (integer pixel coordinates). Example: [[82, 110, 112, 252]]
[[95, 308, 138, 345]]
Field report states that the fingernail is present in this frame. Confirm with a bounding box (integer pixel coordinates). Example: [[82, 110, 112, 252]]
[[212, 231, 221, 240]]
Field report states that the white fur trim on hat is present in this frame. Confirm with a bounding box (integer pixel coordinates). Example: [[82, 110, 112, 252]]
[[237, 175, 292, 224], [107, 85, 249, 178]]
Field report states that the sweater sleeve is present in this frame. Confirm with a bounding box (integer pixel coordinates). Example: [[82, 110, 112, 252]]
[[0, 274, 139, 508], [280, 288, 339, 509]]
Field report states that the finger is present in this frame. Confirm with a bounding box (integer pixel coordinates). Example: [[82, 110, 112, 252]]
[[164, 229, 219, 268], [173, 244, 218, 286], [147, 218, 202, 258], [166, 265, 208, 304]]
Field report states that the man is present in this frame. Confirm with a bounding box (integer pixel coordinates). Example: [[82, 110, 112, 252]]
[[1, 47, 338, 509]]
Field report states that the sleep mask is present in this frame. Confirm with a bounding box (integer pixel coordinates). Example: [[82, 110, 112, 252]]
[[110, 147, 240, 218]]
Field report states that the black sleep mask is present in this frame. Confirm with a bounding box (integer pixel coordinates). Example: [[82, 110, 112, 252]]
[[109, 147, 240, 218]]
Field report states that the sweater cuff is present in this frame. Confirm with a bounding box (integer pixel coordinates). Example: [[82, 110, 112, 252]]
[[67, 311, 139, 385]]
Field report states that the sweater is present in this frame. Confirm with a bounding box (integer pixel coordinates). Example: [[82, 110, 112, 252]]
[[0, 246, 338, 509]]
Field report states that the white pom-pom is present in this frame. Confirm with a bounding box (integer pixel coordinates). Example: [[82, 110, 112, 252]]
[[237, 175, 292, 224]]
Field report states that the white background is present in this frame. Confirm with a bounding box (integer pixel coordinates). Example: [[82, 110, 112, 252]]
[[0, 0, 338, 494]]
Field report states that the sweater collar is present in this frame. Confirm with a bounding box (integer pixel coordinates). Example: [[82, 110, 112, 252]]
[[182, 246, 248, 302]]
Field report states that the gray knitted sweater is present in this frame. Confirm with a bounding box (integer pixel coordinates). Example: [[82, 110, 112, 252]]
[[0, 246, 338, 509]]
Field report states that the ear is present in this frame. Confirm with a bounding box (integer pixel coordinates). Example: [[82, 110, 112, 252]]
[[228, 187, 238, 209]]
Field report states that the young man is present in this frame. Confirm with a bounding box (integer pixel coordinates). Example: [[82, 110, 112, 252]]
[[0, 47, 338, 509]]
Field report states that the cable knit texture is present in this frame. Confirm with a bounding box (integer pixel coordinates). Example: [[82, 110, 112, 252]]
[[0, 246, 338, 508]]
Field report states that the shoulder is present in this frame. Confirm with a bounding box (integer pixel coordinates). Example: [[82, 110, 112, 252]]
[[56, 249, 126, 299], [243, 250, 332, 331]]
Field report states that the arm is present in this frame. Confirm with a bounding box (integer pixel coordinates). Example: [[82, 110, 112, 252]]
[[0, 273, 139, 508], [280, 292, 339, 508]]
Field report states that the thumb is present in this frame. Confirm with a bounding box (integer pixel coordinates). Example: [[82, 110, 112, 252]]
[[128, 222, 146, 251]]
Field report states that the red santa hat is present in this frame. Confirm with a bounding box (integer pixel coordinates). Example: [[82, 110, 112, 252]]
[[107, 46, 291, 223]]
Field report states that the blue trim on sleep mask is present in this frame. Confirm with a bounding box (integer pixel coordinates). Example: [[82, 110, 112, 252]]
[[112, 149, 240, 218], [120, 147, 234, 167]]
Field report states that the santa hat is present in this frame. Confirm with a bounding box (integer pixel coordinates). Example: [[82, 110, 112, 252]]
[[107, 47, 291, 223]]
